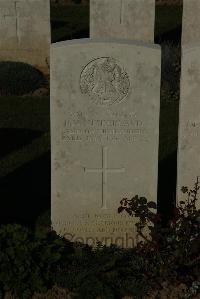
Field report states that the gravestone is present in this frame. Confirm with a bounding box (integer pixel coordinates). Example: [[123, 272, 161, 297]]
[[51, 39, 161, 247], [90, 0, 155, 42], [182, 0, 200, 45], [177, 45, 200, 207], [0, 0, 50, 74]]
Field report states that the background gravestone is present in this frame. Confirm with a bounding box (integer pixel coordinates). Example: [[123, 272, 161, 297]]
[[182, 0, 200, 45], [0, 0, 50, 74], [90, 0, 155, 42], [51, 39, 161, 247], [177, 45, 200, 207]]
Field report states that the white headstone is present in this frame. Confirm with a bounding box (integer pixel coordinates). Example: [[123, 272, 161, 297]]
[[90, 0, 155, 42], [0, 0, 50, 74], [182, 0, 200, 45], [51, 39, 161, 247], [177, 44, 200, 207]]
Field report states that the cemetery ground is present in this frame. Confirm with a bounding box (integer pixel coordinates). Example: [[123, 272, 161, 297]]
[[0, 2, 199, 299]]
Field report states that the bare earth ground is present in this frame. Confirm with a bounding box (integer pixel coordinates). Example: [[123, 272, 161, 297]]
[[4, 282, 200, 299]]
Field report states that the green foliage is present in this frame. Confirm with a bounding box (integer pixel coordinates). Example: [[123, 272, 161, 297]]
[[118, 177, 200, 290], [0, 179, 199, 299], [0, 225, 72, 299], [0, 225, 150, 298], [55, 243, 149, 299], [0, 61, 47, 96]]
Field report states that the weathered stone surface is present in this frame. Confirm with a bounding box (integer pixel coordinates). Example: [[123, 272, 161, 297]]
[[51, 39, 161, 247], [182, 0, 200, 45], [90, 0, 155, 42], [177, 45, 200, 206], [0, 0, 50, 74]]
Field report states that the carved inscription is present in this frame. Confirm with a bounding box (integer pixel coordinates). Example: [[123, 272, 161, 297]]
[[120, 0, 124, 24], [62, 112, 147, 143], [184, 120, 200, 137], [14, 1, 19, 42], [3, 1, 20, 43], [52, 213, 136, 247], [80, 57, 130, 106]]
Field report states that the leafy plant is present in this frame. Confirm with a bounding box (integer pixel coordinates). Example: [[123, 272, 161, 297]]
[[0, 225, 72, 299], [0, 179, 199, 299], [118, 177, 200, 292]]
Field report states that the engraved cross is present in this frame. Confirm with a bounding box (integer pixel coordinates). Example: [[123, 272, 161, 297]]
[[84, 146, 125, 209], [4, 1, 20, 43], [120, 0, 124, 24], [14, 1, 20, 43]]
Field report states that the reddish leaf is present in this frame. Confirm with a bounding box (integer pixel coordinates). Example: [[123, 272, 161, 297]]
[[118, 206, 125, 213]]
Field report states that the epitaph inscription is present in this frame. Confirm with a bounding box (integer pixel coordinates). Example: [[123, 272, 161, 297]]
[[52, 212, 136, 247], [184, 120, 200, 137], [80, 57, 130, 106]]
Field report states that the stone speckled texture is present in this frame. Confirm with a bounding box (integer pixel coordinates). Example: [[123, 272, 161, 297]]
[[90, 0, 155, 42], [0, 0, 50, 74], [51, 39, 161, 247], [182, 0, 200, 45], [177, 45, 200, 207]]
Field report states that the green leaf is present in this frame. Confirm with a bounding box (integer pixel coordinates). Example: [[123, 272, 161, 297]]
[[147, 202, 157, 209]]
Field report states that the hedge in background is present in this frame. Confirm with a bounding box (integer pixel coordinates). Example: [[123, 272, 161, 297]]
[[0, 62, 47, 96]]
